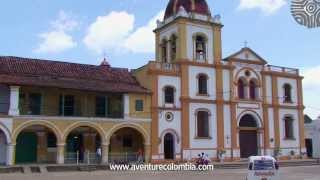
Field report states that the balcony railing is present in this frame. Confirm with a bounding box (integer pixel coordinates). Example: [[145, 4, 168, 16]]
[[264, 65, 299, 75], [65, 152, 101, 164], [5, 103, 124, 118], [149, 62, 181, 73], [109, 152, 143, 164]]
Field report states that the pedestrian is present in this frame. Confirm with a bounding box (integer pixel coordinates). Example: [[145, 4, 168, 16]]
[[137, 148, 144, 163], [96, 147, 102, 163]]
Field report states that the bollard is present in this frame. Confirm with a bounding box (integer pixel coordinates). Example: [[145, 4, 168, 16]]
[[87, 151, 90, 165], [76, 151, 79, 165]]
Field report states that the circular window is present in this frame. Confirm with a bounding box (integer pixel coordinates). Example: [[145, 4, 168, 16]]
[[245, 70, 251, 77], [165, 112, 174, 122]]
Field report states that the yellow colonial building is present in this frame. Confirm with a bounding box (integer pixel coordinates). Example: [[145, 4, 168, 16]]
[[0, 57, 152, 165]]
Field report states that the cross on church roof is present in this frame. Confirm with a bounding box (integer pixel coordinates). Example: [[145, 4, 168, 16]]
[[244, 40, 248, 48]]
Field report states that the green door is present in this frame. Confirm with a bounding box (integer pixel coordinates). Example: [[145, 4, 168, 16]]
[[16, 132, 37, 163]]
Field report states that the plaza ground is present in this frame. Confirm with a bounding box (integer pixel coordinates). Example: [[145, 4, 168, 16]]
[[0, 166, 319, 180]]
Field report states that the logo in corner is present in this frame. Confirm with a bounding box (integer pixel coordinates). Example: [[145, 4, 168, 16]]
[[291, 0, 320, 28]]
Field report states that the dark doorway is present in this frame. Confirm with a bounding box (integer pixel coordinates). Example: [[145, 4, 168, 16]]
[[16, 132, 37, 163], [240, 130, 258, 158], [239, 114, 259, 158], [305, 139, 313, 158], [164, 133, 174, 159], [67, 133, 84, 161]]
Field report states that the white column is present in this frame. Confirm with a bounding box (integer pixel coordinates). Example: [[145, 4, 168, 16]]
[[8, 86, 20, 116], [6, 143, 15, 166], [167, 40, 171, 63], [123, 94, 130, 119], [57, 144, 65, 164]]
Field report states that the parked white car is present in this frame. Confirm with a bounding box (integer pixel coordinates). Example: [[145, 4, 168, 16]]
[[246, 156, 280, 180]]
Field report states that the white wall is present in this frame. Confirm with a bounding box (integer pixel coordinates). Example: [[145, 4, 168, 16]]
[[277, 77, 298, 106], [265, 75, 272, 104], [188, 66, 216, 100], [189, 103, 217, 149], [268, 108, 275, 148], [158, 110, 181, 157], [233, 65, 263, 100], [186, 23, 214, 63], [159, 25, 178, 41], [159, 24, 178, 63], [223, 69, 231, 101], [305, 120, 320, 158], [279, 109, 300, 155], [158, 76, 181, 108]]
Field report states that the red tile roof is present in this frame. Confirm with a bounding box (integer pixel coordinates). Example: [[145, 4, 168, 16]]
[[0, 56, 150, 94]]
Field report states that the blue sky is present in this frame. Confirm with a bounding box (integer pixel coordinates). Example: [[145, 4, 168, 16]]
[[0, 0, 319, 118]]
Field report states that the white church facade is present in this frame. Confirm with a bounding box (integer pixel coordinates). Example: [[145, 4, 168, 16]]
[[134, 0, 306, 161]]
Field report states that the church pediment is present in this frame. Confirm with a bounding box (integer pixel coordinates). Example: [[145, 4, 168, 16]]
[[224, 47, 267, 65]]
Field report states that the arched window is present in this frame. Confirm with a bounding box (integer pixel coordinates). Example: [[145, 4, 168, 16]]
[[161, 39, 167, 63], [170, 35, 177, 62], [284, 116, 294, 139], [164, 86, 174, 104], [283, 84, 292, 103], [238, 79, 245, 99], [249, 80, 257, 100], [239, 114, 258, 128], [198, 74, 208, 95], [195, 35, 206, 61], [197, 111, 209, 138]]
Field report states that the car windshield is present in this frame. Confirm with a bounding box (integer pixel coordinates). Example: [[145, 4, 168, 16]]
[[253, 160, 274, 170]]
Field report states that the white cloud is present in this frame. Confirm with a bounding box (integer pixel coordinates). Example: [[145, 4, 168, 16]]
[[34, 11, 78, 54], [83, 10, 164, 54], [83, 11, 135, 54], [34, 31, 77, 54], [302, 65, 320, 90], [302, 66, 320, 119], [50, 11, 79, 32], [238, 0, 287, 14], [124, 10, 165, 53]]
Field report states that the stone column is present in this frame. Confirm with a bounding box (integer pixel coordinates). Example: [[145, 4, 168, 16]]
[[8, 86, 20, 116], [57, 144, 65, 164], [6, 143, 15, 166], [123, 94, 130, 119], [101, 144, 109, 164], [144, 144, 151, 163]]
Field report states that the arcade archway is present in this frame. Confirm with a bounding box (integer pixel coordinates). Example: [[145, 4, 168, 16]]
[[65, 126, 102, 164], [109, 127, 144, 163], [15, 125, 58, 164]]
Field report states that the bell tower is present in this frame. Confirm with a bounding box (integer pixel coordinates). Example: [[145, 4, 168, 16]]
[[154, 0, 223, 64], [151, 0, 225, 160]]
